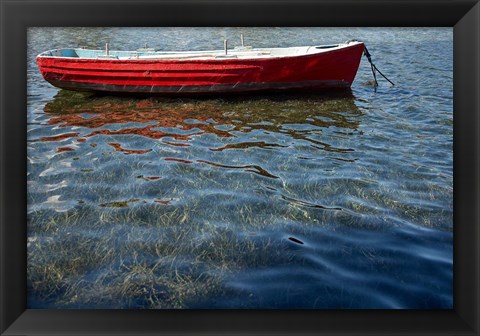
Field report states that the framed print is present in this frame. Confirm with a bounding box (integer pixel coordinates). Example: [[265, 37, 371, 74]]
[[1, 0, 479, 335]]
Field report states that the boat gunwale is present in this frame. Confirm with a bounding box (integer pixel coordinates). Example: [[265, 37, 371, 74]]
[[36, 41, 364, 63]]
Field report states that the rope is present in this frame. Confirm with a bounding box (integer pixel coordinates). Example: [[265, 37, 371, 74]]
[[363, 45, 395, 87]]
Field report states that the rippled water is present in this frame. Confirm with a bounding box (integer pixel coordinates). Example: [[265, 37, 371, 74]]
[[27, 28, 453, 309]]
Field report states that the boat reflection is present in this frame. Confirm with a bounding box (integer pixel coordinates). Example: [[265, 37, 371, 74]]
[[42, 90, 364, 153]]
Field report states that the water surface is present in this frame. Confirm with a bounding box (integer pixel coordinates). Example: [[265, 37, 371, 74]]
[[27, 27, 453, 309]]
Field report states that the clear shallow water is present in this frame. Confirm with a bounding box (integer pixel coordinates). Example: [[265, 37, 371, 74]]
[[27, 27, 453, 309]]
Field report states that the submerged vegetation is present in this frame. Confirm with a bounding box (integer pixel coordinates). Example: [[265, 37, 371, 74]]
[[28, 202, 301, 308], [27, 27, 453, 309]]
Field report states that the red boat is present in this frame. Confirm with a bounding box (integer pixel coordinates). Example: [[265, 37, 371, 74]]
[[36, 40, 365, 95]]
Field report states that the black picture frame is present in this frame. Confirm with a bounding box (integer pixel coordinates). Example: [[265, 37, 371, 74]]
[[1, 0, 478, 335]]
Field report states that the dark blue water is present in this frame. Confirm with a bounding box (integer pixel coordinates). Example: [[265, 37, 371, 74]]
[[27, 28, 452, 309]]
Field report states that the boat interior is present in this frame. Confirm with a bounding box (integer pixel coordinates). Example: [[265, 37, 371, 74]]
[[37, 42, 359, 61]]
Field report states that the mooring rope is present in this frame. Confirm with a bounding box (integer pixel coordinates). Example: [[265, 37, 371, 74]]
[[363, 45, 395, 87]]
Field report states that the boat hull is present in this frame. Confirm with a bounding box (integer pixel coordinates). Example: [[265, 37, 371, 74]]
[[37, 43, 364, 95]]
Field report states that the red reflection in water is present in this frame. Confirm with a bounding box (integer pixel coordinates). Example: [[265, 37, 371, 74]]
[[108, 142, 152, 155], [144, 176, 161, 180], [40, 132, 80, 142], [56, 147, 75, 153], [87, 127, 198, 141], [43, 96, 231, 140], [42, 91, 362, 155], [163, 141, 190, 147], [137, 175, 162, 181], [41, 94, 234, 153], [165, 157, 193, 164]]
